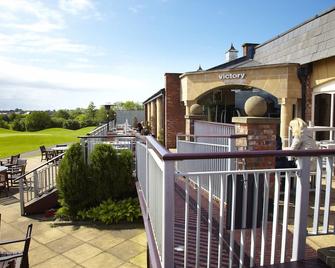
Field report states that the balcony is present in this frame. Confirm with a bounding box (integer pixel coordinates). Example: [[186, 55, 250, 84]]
[[136, 134, 335, 267]]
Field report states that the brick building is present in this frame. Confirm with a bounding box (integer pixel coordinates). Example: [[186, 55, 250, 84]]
[[144, 6, 335, 148]]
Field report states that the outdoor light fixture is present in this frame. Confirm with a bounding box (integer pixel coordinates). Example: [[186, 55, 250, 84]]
[[104, 102, 112, 132]]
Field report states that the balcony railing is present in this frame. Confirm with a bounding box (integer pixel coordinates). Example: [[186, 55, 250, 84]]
[[15, 153, 64, 215], [136, 136, 335, 267]]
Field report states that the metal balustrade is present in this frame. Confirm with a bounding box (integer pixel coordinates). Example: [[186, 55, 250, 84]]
[[15, 153, 64, 216], [194, 120, 235, 139], [136, 135, 335, 268]]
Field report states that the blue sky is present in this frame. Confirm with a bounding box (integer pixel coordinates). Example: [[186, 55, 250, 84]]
[[0, 0, 334, 110]]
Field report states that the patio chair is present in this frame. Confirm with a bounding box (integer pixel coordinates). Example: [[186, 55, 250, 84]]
[[7, 159, 27, 187], [0, 224, 33, 268], [39, 146, 55, 161], [0, 172, 9, 197], [0, 154, 20, 167]]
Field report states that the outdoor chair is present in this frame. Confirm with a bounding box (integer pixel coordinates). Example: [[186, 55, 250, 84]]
[[0, 224, 33, 268], [7, 159, 27, 187], [39, 146, 55, 161], [0, 172, 9, 197], [0, 154, 20, 167]]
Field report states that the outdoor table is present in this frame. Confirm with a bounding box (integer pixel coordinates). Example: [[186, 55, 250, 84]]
[[0, 166, 8, 173], [51, 146, 69, 152]]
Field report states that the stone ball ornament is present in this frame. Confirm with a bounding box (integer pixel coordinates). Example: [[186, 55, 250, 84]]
[[244, 96, 267, 117], [190, 104, 203, 115]]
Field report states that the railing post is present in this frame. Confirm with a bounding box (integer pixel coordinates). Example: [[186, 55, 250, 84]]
[[19, 177, 25, 216], [162, 160, 174, 267], [292, 156, 310, 261], [33, 170, 39, 198]]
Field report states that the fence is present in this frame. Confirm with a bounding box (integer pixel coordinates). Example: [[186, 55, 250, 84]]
[[15, 153, 64, 216], [136, 135, 335, 267], [176, 134, 247, 199], [194, 120, 235, 142]]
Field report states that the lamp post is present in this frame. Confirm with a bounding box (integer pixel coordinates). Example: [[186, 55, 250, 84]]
[[104, 102, 112, 132]]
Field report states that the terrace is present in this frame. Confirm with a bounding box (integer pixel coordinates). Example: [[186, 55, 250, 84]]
[[1, 120, 334, 267]]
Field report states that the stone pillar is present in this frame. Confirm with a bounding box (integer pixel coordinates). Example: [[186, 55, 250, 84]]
[[232, 117, 279, 169], [279, 98, 295, 147], [184, 101, 195, 136], [156, 97, 163, 140], [146, 103, 151, 125], [150, 101, 157, 136]]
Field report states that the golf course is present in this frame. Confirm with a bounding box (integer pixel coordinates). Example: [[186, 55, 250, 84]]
[[0, 127, 95, 158]]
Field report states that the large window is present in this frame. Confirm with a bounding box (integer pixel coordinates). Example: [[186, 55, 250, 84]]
[[312, 81, 335, 140]]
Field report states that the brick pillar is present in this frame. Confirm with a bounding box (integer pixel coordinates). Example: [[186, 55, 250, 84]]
[[305, 74, 313, 122], [165, 73, 185, 148], [232, 117, 279, 169]]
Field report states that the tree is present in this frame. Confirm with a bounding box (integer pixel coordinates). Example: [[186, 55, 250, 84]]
[[86, 101, 96, 121], [12, 119, 25, 131], [114, 101, 143, 110], [53, 109, 70, 120], [25, 111, 51, 131]]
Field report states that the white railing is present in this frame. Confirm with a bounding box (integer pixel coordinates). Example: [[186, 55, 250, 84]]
[[194, 120, 235, 139], [16, 153, 64, 216], [176, 136, 236, 199], [136, 136, 335, 267], [136, 137, 174, 267]]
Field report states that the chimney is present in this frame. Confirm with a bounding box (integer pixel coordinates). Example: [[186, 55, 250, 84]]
[[225, 43, 238, 62], [242, 43, 259, 59]]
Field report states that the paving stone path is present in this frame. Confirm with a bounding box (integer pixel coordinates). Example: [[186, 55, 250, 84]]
[[0, 155, 147, 268]]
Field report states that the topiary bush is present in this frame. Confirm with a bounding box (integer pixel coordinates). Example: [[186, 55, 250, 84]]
[[56, 143, 93, 216]]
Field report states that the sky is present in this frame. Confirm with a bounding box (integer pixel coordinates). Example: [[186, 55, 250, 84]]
[[0, 0, 334, 110]]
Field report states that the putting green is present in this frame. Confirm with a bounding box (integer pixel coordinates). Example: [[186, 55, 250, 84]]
[[0, 127, 95, 158]]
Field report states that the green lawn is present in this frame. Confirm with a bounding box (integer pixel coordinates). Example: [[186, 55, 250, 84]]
[[0, 127, 95, 158]]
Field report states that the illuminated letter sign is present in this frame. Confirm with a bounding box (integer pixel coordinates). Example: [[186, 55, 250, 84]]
[[219, 73, 246, 80]]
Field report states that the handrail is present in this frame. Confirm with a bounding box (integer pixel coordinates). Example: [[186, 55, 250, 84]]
[[14, 153, 64, 182], [78, 134, 136, 139], [195, 120, 235, 127], [87, 123, 107, 135], [162, 148, 335, 161], [177, 134, 248, 139], [146, 135, 335, 160]]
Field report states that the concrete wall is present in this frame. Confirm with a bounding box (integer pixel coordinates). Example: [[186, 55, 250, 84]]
[[254, 8, 335, 65]]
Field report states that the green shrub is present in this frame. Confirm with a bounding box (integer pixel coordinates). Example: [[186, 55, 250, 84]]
[[56, 143, 93, 216], [51, 117, 65, 128], [11, 119, 25, 131], [25, 111, 51, 131], [89, 144, 135, 203], [76, 198, 141, 224], [63, 119, 81, 130]]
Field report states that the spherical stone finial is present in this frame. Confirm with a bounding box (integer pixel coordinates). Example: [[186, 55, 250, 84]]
[[244, 96, 267, 117], [190, 104, 203, 115]]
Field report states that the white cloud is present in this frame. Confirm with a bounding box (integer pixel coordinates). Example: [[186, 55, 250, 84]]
[[0, 0, 65, 32], [59, 0, 101, 19], [0, 32, 95, 55], [0, 59, 156, 109], [129, 4, 144, 14], [0, 59, 146, 93]]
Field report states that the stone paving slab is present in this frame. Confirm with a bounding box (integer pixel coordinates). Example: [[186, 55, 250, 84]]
[[0, 155, 147, 267], [0, 201, 147, 267]]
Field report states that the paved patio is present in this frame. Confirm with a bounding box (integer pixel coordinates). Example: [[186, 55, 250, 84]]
[[0, 154, 147, 267]]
